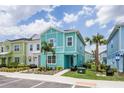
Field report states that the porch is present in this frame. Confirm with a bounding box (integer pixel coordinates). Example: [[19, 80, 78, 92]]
[[0, 52, 12, 65]]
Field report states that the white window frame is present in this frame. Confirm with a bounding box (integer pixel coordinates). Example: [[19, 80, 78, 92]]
[[1, 47, 3, 52], [47, 55, 56, 64], [14, 45, 20, 51], [15, 57, 20, 63], [36, 44, 40, 51], [30, 44, 33, 51], [49, 38, 55, 47], [66, 36, 73, 47]]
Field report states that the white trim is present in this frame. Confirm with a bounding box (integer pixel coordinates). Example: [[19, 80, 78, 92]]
[[30, 82, 45, 88], [63, 33, 65, 52], [75, 32, 77, 51], [66, 36, 73, 47], [47, 54, 56, 65], [119, 27, 121, 50]]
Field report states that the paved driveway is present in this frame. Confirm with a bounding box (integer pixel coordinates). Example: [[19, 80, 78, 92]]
[[0, 75, 88, 88]]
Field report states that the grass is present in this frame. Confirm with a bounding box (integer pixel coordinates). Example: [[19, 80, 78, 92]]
[[62, 69, 124, 81]]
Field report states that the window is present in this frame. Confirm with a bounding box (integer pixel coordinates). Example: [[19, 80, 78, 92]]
[[49, 38, 55, 47], [14, 45, 19, 51], [111, 44, 113, 48], [37, 44, 40, 51], [6, 46, 9, 51], [67, 36, 73, 47], [33, 57, 37, 62], [1, 47, 3, 52], [47, 55, 56, 64], [28, 56, 31, 62], [15, 57, 20, 63], [30, 44, 33, 51]]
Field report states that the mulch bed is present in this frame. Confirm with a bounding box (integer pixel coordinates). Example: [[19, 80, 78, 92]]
[[23, 68, 62, 75]]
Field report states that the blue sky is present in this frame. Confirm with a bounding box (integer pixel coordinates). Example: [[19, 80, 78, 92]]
[[0, 5, 124, 52]]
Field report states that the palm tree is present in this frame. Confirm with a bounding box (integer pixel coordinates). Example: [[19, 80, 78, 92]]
[[85, 33, 107, 71], [41, 41, 55, 68]]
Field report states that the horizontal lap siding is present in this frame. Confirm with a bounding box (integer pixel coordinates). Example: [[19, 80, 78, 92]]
[[40, 28, 64, 67], [64, 32, 75, 52], [121, 26, 124, 49], [41, 53, 64, 68], [107, 31, 119, 58]]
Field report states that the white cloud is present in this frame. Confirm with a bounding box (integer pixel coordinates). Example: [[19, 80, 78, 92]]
[[0, 5, 57, 27], [63, 6, 94, 23], [85, 6, 124, 27], [78, 6, 94, 16], [85, 19, 95, 27], [63, 13, 78, 23], [0, 18, 62, 39], [0, 5, 61, 40]]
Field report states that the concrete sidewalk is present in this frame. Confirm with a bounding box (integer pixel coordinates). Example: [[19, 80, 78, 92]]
[[0, 72, 124, 88], [53, 69, 70, 77]]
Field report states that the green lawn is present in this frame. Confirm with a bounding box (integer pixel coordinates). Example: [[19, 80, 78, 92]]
[[62, 70, 124, 81]]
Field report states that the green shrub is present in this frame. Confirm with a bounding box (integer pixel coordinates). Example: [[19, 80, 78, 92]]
[[111, 68, 117, 72], [8, 62, 19, 68], [38, 66, 46, 71], [91, 64, 96, 71], [17, 64, 27, 68], [46, 67, 52, 71], [56, 66, 63, 70], [86, 63, 92, 69], [100, 64, 107, 70]]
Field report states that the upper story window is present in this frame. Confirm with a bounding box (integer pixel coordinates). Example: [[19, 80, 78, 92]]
[[1, 47, 3, 52], [66, 36, 73, 47], [111, 44, 113, 48], [49, 38, 55, 47], [30, 44, 33, 51], [6, 46, 9, 51], [14, 45, 20, 51], [37, 44, 40, 51]]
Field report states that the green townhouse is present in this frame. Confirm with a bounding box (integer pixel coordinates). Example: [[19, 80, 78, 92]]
[[40, 26, 85, 69], [0, 38, 28, 65]]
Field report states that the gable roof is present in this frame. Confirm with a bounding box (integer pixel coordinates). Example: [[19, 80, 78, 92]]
[[30, 34, 40, 40], [40, 26, 86, 45], [8, 38, 30, 42], [107, 22, 124, 43]]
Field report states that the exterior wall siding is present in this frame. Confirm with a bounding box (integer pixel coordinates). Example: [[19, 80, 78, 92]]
[[26, 40, 40, 66], [107, 26, 124, 72], [40, 27, 85, 68]]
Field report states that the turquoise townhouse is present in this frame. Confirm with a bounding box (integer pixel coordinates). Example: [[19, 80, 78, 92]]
[[107, 22, 124, 72], [40, 26, 85, 69]]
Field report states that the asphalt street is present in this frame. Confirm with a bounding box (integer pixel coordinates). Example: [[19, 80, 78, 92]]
[[0, 75, 88, 88]]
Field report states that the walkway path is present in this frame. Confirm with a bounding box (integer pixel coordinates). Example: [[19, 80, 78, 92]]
[[53, 69, 70, 77], [0, 72, 124, 88]]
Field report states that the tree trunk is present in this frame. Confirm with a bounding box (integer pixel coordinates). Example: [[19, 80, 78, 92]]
[[96, 43, 99, 71]]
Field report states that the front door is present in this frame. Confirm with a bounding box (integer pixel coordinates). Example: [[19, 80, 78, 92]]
[[2, 58, 6, 64]]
